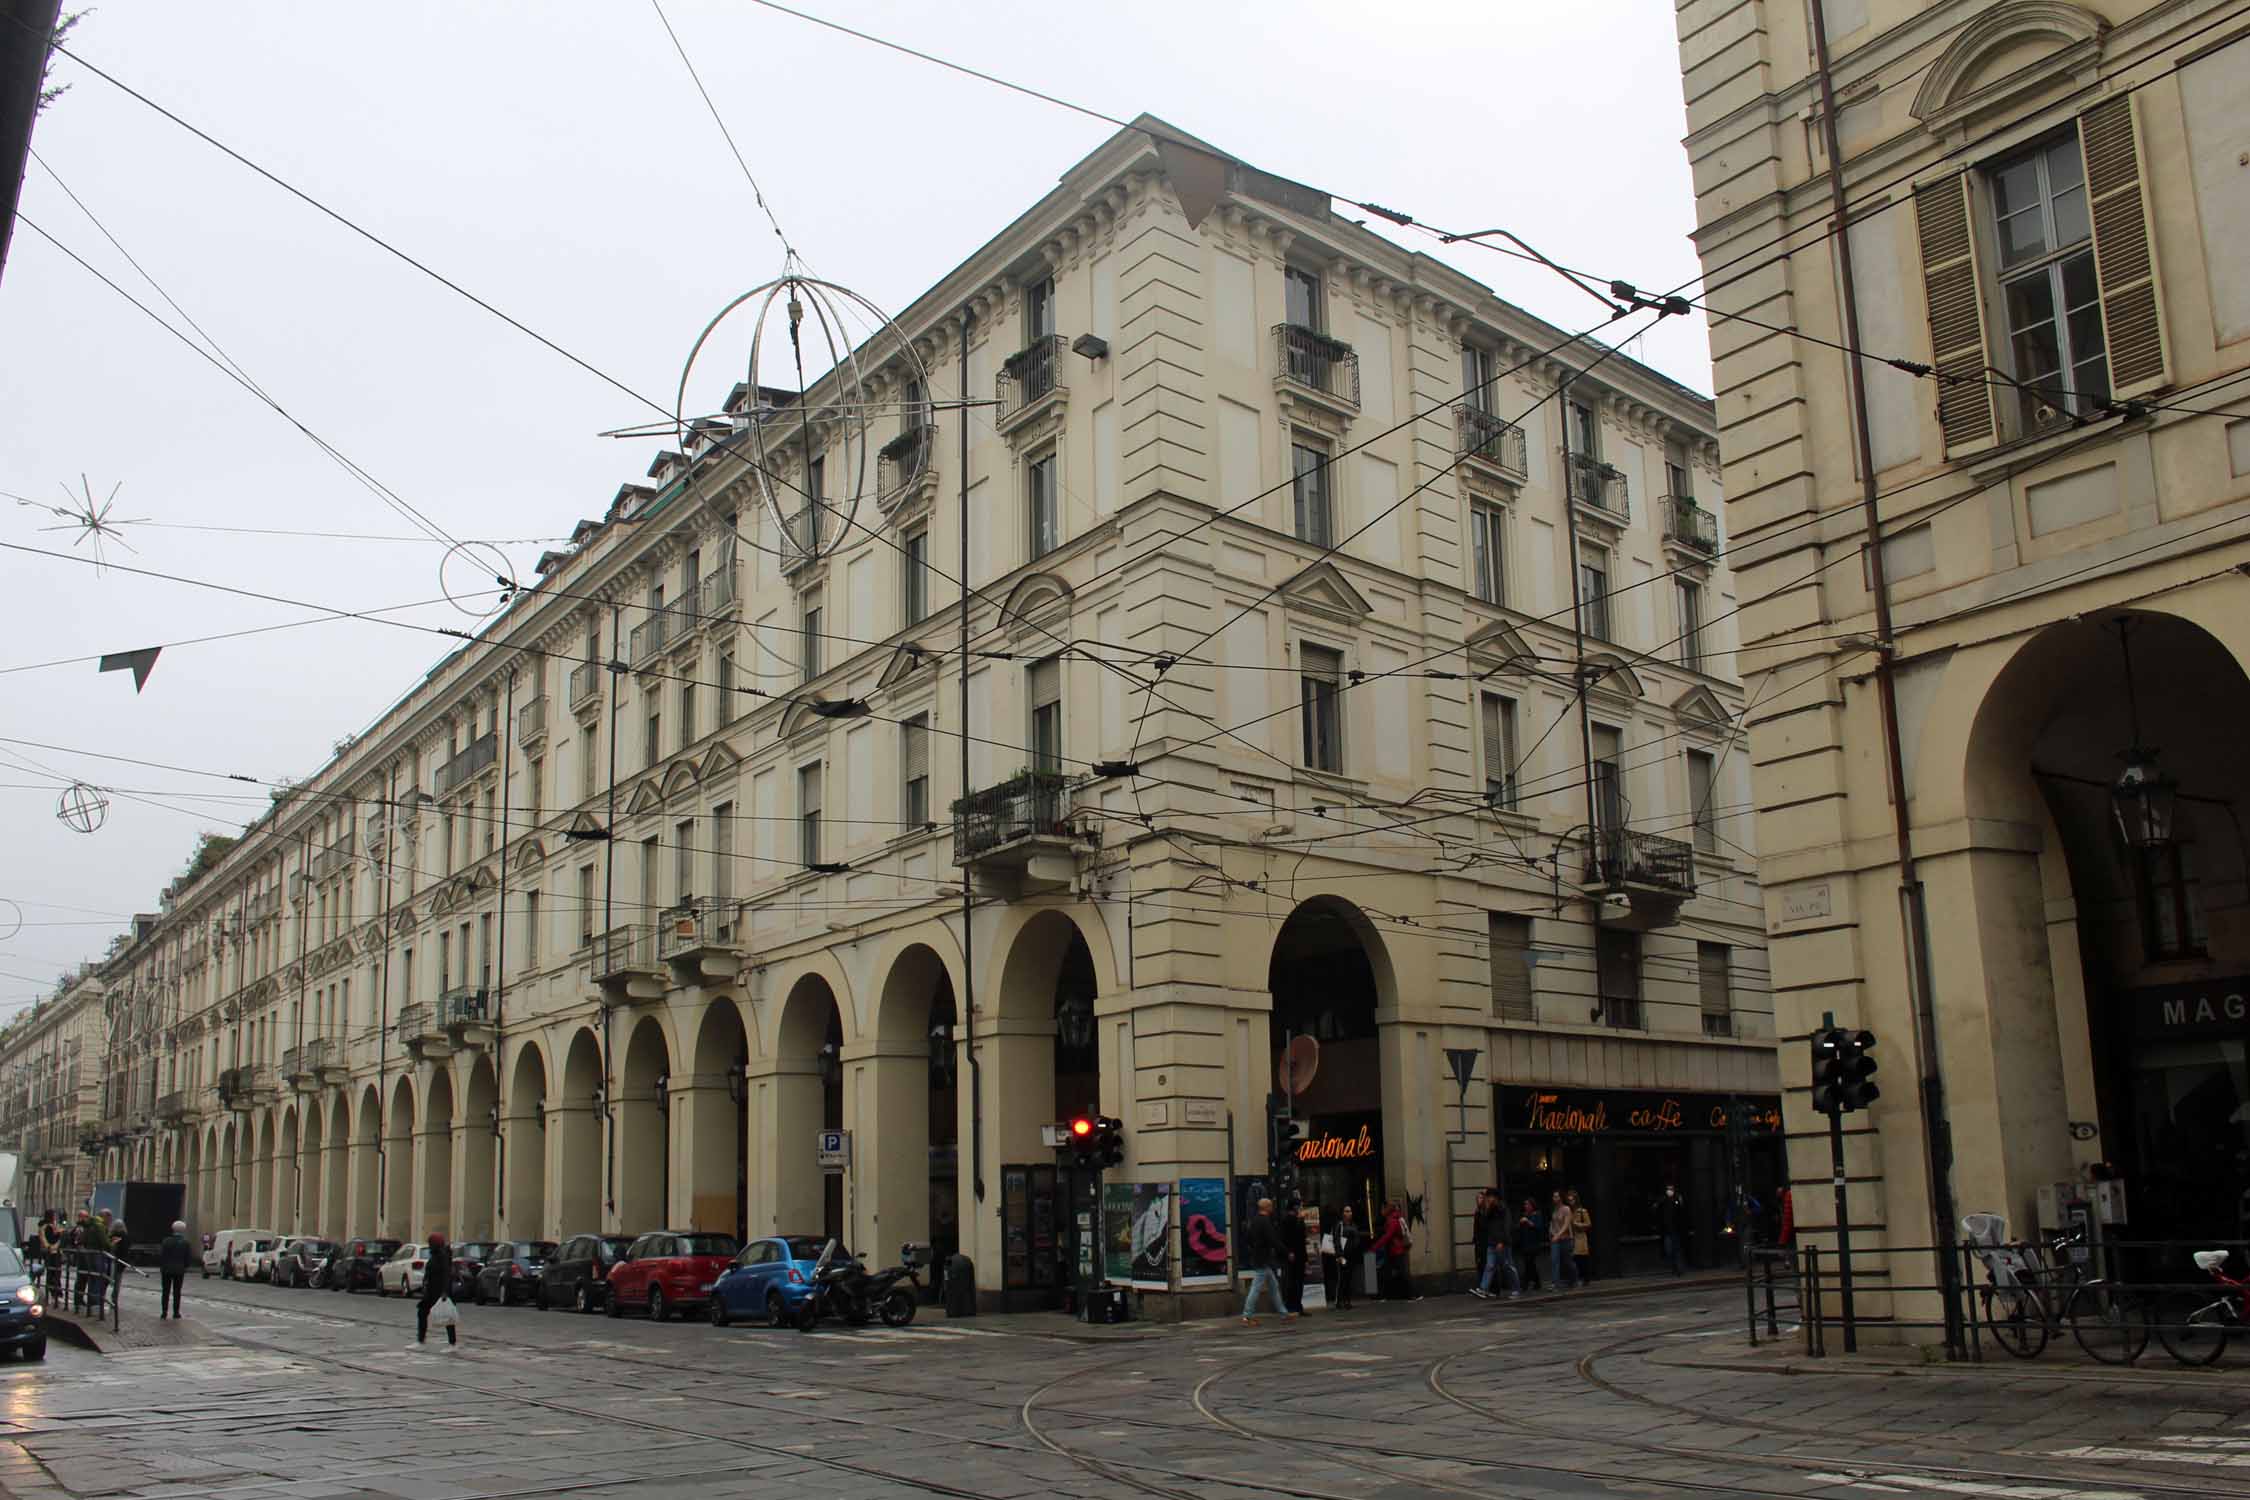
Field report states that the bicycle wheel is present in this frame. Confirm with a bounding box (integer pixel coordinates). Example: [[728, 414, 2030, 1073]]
[[2066, 1283, 2148, 1365], [2156, 1291, 2231, 1367], [1982, 1285, 2050, 1358]]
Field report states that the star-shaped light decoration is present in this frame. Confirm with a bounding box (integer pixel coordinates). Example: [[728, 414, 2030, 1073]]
[[20, 474, 147, 574]]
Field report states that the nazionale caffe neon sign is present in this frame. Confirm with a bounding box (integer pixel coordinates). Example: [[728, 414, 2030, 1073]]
[[1506, 1087, 1781, 1137], [1294, 1125, 1376, 1161]]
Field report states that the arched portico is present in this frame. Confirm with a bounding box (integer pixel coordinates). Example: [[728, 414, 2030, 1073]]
[[325, 1092, 350, 1235], [275, 1106, 300, 1233], [1268, 896, 1400, 1223], [352, 1085, 381, 1237], [617, 1016, 673, 1232], [252, 1110, 276, 1227], [420, 1068, 455, 1238], [556, 1028, 603, 1236], [771, 974, 846, 1244], [384, 1075, 415, 1236], [868, 937, 962, 1275], [461, 1055, 498, 1240], [506, 1043, 549, 1240], [688, 998, 751, 1239]]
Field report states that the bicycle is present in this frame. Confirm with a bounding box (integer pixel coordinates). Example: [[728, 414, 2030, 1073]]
[[1967, 1223, 2148, 1364], [2155, 1249, 2244, 1366]]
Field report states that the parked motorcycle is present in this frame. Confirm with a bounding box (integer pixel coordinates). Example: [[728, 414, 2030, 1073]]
[[796, 1241, 928, 1332]]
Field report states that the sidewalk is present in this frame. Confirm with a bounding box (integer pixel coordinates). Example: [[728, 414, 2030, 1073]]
[[1651, 1323, 2250, 1388]]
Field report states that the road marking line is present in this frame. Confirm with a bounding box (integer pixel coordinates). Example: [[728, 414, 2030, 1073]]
[[1810, 1470, 2149, 1498]]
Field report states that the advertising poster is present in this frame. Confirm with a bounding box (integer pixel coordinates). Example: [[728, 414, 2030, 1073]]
[[1128, 1182, 1172, 1290], [1298, 1205, 1326, 1310], [1178, 1176, 1230, 1285], [1102, 1181, 1136, 1285]]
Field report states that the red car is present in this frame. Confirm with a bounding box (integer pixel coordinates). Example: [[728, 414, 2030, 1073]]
[[605, 1231, 741, 1321]]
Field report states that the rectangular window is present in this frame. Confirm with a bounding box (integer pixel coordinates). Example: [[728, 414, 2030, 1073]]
[[1664, 442, 1692, 502], [1597, 930, 1642, 1030], [903, 526, 929, 625], [437, 930, 451, 992], [645, 709, 661, 769], [1591, 724, 1624, 839], [1028, 657, 1064, 774], [718, 649, 736, 721], [578, 866, 595, 946], [1461, 343, 1496, 414], [478, 913, 492, 987], [1686, 750, 1718, 855], [801, 590, 822, 681], [1025, 275, 1055, 340], [402, 946, 415, 1004], [1990, 130, 2106, 425], [639, 836, 659, 923], [1027, 453, 1058, 559], [1284, 265, 1323, 332], [580, 726, 597, 800], [901, 713, 931, 827], [798, 764, 824, 867], [482, 787, 497, 854], [524, 891, 540, 968], [1579, 546, 1611, 642], [1480, 693, 1518, 809], [1469, 502, 1505, 604], [713, 803, 734, 905], [674, 819, 694, 905], [1677, 579, 1704, 671], [1300, 644, 1344, 774], [2136, 840, 2207, 960], [806, 454, 826, 506], [680, 679, 697, 748], [1698, 942, 1733, 1038], [441, 811, 456, 874], [1567, 398, 1600, 461], [527, 756, 543, 825], [1488, 912, 1533, 1022], [1291, 440, 1332, 547]]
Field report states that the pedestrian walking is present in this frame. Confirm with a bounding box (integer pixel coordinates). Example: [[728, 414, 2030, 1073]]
[[1657, 1185, 1687, 1276], [1547, 1190, 1578, 1290], [1239, 1198, 1294, 1325], [1569, 1189, 1592, 1285], [1512, 1198, 1545, 1293], [1330, 1206, 1365, 1310], [1470, 1189, 1519, 1300], [414, 1231, 458, 1348], [157, 1220, 192, 1318], [1370, 1199, 1417, 1301], [1278, 1200, 1307, 1314], [36, 1211, 62, 1298]]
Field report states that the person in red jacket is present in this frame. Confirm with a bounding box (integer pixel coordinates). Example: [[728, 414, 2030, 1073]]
[[1368, 1201, 1417, 1301]]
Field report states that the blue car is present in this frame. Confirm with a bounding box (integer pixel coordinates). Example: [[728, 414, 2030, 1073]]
[[707, 1235, 837, 1329]]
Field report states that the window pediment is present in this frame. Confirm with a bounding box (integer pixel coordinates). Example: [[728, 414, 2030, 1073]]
[[877, 642, 938, 692], [1581, 653, 1645, 705], [1002, 571, 1075, 641], [697, 741, 742, 783], [1911, 1, 2108, 135], [626, 779, 665, 817], [1672, 684, 1731, 734], [1465, 620, 1534, 676], [660, 762, 700, 804], [1278, 560, 1372, 623]]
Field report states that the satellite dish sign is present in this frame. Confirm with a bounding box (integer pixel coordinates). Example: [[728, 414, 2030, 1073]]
[[1278, 1034, 1321, 1096]]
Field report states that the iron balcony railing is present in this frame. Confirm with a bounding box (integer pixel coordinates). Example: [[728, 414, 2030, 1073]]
[[879, 423, 937, 499], [395, 1002, 439, 1049], [155, 1090, 188, 1121], [628, 610, 670, 665], [440, 985, 489, 1027], [313, 832, 355, 883], [436, 732, 498, 795], [1663, 495, 1718, 553], [998, 336, 1066, 422], [306, 1037, 342, 1076], [1565, 452, 1630, 521], [216, 1066, 240, 1102], [780, 503, 825, 574], [1457, 406, 1528, 477], [952, 770, 1075, 864], [595, 924, 660, 982], [1274, 324, 1361, 410], [517, 695, 549, 745], [280, 1045, 308, 1082], [568, 659, 602, 709], [658, 899, 740, 960], [699, 563, 739, 617], [1586, 827, 1697, 895], [235, 1064, 273, 1099]]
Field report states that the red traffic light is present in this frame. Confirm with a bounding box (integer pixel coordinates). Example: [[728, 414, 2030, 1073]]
[[1070, 1116, 1095, 1137]]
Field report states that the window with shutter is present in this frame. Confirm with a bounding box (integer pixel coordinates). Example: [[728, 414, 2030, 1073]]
[[1028, 658, 1063, 773], [2080, 94, 2168, 396], [901, 714, 931, 826], [1480, 693, 1517, 809], [1488, 913, 1533, 1021], [1915, 175, 1999, 451], [1697, 942, 1733, 1037]]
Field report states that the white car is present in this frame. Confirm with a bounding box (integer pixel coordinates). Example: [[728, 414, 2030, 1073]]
[[203, 1228, 274, 1279], [377, 1243, 429, 1298], [236, 1237, 281, 1281]]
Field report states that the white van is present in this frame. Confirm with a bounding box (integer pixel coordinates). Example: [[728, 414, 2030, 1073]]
[[203, 1227, 273, 1279]]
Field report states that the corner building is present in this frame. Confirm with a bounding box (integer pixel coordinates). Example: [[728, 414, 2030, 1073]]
[[50, 119, 1775, 1311], [1678, 0, 2250, 1324]]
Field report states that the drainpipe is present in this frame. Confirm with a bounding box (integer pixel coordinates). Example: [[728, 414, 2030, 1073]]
[[377, 761, 395, 1234], [1810, 0, 1963, 1356], [960, 303, 984, 1207], [1556, 376, 1601, 898], [602, 605, 621, 1221], [293, 827, 310, 1228], [495, 672, 515, 1236]]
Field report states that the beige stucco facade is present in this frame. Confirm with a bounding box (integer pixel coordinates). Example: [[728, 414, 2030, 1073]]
[[1679, 0, 2250, 1321], [7, 120, 1777, 1308], [0, 969, 105, 1222]]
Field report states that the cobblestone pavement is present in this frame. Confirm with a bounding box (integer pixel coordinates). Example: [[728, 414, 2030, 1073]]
[[3, 1272, 2248, 1499]]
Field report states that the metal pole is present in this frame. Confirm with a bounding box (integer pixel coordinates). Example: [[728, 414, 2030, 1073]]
[[959, 307, 983, 1210], [602, 606, 621, 1221], [1809, 0, 1962, 1357], [495, 671, 514, 1237], [1556, 379, 1600, 885], [1829, 1100, 1856, 1354]]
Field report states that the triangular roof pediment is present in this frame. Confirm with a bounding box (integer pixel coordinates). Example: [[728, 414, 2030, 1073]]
[[1673, 684, 1730, 730], [698, 741, 742, 782], [1278, 560, 1372, 621], [626, 780, 665, 816], [1581, 654, 1645, 701]]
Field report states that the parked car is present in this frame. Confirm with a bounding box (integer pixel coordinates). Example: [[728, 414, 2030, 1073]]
[[0, 1244, 46, 1361], [251, 1236, 313, 1283], [472, 1241, 555, 1305], [708, 1235, 834, 1329], [448, 1241, 497, 1301], [203, 1227, 273, 1279], [377, 1243, 429, 1297], [538, 1233, 635, 1313], [606, 1231, 740, 1322], [274, 1237, 339, 1288], [235, 1237, 281, 1282], [333, 1238, 402, 1292]]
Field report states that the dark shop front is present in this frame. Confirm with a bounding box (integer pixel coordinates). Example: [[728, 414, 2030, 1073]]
[[1496, 1085, 1783, 1278]]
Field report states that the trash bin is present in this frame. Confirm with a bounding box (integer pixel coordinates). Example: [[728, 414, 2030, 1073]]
[[944, 1255, 976, 1317]]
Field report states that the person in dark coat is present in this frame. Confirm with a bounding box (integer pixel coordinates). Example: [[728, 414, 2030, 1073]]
[[1370, 1200, 1416, 1301], [1330, 1206, 1366, 1310], [1238, 1198, 1293, 1325], [415, 1232, 457, 1348], [1512, 1198, 1547, 1293], [157, 1220, 193, 1318], [1278, 1201, 1307, 1314], [1657, 1185, 1687, 1275]]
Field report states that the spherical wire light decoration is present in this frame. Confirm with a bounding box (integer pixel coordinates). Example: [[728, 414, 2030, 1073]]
[[56, 782, 110, 834], [671, 273, 933, 573]]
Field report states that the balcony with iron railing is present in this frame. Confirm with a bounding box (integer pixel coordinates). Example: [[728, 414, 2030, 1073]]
[[996, 335, 1067, 436], [517, 695, 549, 746], [396, 1002, 448, 1058], [698, 562, 739, 620], [307, 1036, 347, 1082], [629, 609, 671, 666], [1273, 324, 1361, 414], [441, 984, 491, 1041], [155, 1089, 189, 1122], [1583, 826, 1696, 932], [879, 423, 939, 508], [313, 832, 355, 883], [952, 770, 1082, 891], [234, 1063, 274, 1102], [281, 1045, 311, 1087], [568, 659, 602, 711], [436, 732, 498, 796], [657, 899, 744, 985], [594, 924, 666, 1005], [1661, 494, 1718, 555], [1565, 452, 1630, 524], [1456, 406, 1528, 479], [779, 502, 826, 576]]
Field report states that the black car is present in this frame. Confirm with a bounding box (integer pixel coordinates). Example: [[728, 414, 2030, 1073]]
[[472, 1241, 556, 1305], [332, 1238, 403, 1293], [538, 1233, 635, 1313], [274, 1238, 340, 1289], [448, 1241, 498, 1300], [0, 1244, 47, 1361]]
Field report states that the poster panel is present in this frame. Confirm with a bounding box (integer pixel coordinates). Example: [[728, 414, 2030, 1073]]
[[1179, 1177, 1229, 1285]]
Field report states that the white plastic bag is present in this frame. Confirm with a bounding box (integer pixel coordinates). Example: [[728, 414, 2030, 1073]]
[[433, 1296, 460, 1327]]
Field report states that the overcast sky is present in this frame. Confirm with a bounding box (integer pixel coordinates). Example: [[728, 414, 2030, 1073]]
[[0, 0, 1709, 1015]]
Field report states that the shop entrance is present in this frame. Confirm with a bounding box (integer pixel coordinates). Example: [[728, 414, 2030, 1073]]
[[992, 908, 1106, 1310], [1269, 898, 1394, 1227]]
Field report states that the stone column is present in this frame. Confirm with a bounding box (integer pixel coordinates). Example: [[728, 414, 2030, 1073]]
[[849, 1039, 932, 1260]]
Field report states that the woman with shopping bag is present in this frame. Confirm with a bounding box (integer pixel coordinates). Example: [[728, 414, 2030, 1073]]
[[415, 1232, 460, 1350]]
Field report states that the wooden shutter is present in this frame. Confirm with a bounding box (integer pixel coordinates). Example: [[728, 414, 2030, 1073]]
[[1697, 943, 1731, 1021], [1488, 913, 1533, 1022], [2080, 95, 2169, 397], [1914, 176, 1998, 452], [902, 715, 929, 788]]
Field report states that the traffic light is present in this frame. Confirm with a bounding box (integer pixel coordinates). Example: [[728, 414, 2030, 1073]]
[[1267, 1093, 1304, 1196], [1092, 1115, 1126, 1170], [1066, 1113, 1096, 1169], [1810, 1027, 1879, 1115]]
